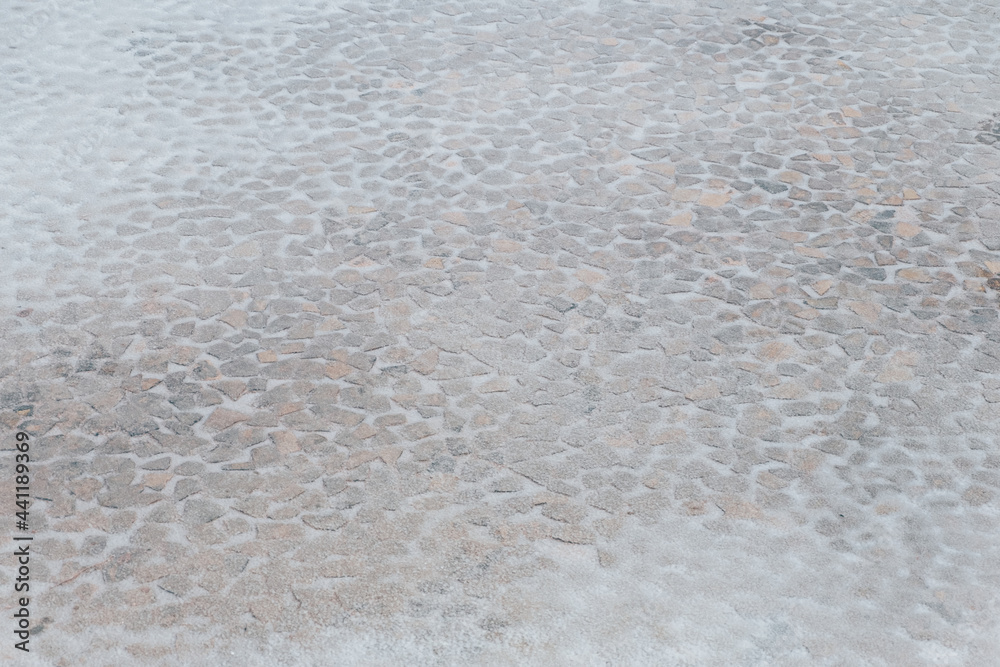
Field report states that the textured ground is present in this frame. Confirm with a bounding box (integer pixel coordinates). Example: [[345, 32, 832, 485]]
[[2, 0, 1000, 664]]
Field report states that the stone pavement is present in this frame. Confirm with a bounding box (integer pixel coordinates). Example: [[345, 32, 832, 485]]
[[1, 0, 999, 664]]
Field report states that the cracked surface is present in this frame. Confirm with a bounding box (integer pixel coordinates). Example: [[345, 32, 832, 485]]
[[1, 0, 999, 664]]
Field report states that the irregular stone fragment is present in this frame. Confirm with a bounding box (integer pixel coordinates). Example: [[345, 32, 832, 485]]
[[183, 499, 225, 526], [204, 408, 250, 432]]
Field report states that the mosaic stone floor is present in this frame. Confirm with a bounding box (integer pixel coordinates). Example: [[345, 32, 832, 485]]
[[1, 0, 999, 664]]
